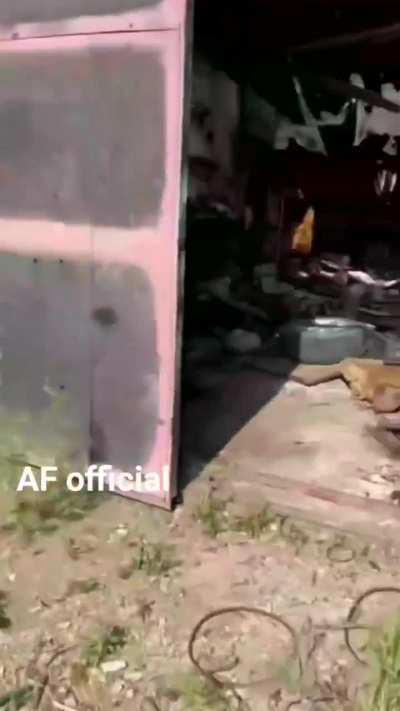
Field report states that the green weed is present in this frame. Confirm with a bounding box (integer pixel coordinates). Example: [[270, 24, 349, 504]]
[[82, 626, 128, 668]]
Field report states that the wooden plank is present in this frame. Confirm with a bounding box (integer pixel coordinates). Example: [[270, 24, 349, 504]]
[[235, 471, 400, 542], [216, 374, 400, 543]]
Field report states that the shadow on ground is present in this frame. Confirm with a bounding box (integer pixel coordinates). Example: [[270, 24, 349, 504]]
[[179, 366, 289, 488]]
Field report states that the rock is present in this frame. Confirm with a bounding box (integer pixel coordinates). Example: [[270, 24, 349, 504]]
[[57, 621, 72, 630], [116, 526, 129, 539], [124, 670, 143, 683], [107, 526, 129, 544], [225, 329, 262, 354], [101, 660, 128, 674], [185, 337, 223, 365]]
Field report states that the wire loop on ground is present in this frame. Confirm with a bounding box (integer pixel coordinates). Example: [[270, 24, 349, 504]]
[[188, 606, 302, 691]]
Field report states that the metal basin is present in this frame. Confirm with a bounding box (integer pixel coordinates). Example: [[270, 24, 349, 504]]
[[279, 317, 376, 365]]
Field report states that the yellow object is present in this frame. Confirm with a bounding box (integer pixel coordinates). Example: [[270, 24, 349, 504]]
[[292, 207, 315, 255]]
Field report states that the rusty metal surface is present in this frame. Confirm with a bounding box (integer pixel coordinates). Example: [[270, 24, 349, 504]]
[[0, 0, 186, 39], [89, 30, 185, 506], [91, 263, 159, 472], [0, 252, 92, 474], [0, 0, 161, 24], [0, 47, 165, 228], [0, 27, 186, 508]]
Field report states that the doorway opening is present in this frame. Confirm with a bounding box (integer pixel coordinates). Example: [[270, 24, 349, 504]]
[[179, 0, 400, 536]]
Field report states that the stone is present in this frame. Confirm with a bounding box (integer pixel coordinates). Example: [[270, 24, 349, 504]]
[[225, 329, 262, 354], [124, 670, 143, 683], [58, 621, 72, 630], [101, 660, 127, 674]]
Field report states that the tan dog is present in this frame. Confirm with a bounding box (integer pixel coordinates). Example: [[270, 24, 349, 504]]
[[341, 359, 400, 405], [291, 358, 400, 412]]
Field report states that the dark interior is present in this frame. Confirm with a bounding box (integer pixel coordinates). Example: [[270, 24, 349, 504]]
[[180, 0, 400, 482]]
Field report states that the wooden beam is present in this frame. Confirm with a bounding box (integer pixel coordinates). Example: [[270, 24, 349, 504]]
[[299, 71, 400, 113], [290, 21, 400, 54]]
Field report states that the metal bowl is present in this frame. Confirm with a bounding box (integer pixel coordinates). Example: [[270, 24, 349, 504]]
[[279, 317, 376, 365]]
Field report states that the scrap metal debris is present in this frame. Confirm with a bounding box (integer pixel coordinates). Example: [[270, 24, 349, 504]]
[[188, 587, 400, 709]]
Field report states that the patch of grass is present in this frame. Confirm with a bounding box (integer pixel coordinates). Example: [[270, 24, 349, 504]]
[[70, 661, 90, 688], [230, 506, 278, 539], [0, 395, 107, 541], [0, 591, 11, 629], [0, 686, 34, 710], [82, 625, 128, 668], [172, 672, 230, 711], [7, 480, 105, 541], [134, 541, 181, 577], [195, 497, 226, 538], [361, 615, 400, 711], [279, 519, 310, 554], [196, 496, 310, 554]]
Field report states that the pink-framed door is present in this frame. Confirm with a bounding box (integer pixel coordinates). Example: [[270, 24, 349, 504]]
[[0, 0, 189, 509]]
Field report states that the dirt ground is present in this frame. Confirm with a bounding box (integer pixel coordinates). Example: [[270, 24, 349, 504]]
[[2, 372, 400, 710], [2, 480, 400, 711]]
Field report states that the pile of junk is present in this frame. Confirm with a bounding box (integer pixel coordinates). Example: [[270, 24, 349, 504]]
[[182, 194, 400, 449]]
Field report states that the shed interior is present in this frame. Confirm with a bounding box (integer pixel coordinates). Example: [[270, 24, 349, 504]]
[[180, 1, 400, 531]]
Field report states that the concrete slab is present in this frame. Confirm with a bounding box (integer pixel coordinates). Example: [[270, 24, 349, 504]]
[[181, 370, 400, 542]]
